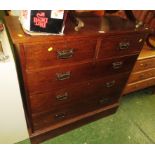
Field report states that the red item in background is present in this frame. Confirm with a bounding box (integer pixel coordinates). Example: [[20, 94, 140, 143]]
[[0, 23, 4, 32], [20, 10, 67, 35]]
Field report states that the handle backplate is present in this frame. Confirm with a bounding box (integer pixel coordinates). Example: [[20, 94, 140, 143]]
[[56, 71, 71, 81], [57, 49, 74, 59], [56, 92, 68, 101], [112, 61, 123, 69], [119, 42, 130, 50]]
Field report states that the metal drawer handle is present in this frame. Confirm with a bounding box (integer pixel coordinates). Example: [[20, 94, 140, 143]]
[[55, 113, 66, 119], [139, 74, 145, 79], [56, 92, 68, 101], [57, 49, 74, 59], [56, 71, 71, 81], [140, 63, 148, 67], [112, 61, 123, 69], [149, 73, 153, 76], [106, 80, 115, 88], [119, 42, 130, 50], [99, 98, 110, 104]]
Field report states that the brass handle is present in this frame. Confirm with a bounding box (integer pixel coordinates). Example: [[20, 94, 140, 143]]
[[55, 113, 66, 119], [57, 49, 74, 59], [149, 73, 153, 77], [56, 71, 71, 81], [56, 92, 68, 101], [99, 97, 110, 104], [112, 61, 123, 69], [106, 80, 115, 88], [133, 84, 138, 89], [119, 42, 130, 50], [140, 63, 148, 67], [139, 74, 145, 79]]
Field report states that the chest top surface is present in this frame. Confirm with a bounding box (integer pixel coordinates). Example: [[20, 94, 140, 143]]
[[4, 15, 148, 44]]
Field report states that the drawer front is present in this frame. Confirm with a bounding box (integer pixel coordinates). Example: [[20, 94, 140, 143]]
[[24, 39, 97, 70], [133, 57, 155, 72], [124, 77, 155, 94], [31, 95, 118, 131], [95, 54, 138, 77], [127, 68, 155, 83], [26, 55, 137, 94], [98, 34, 145, 59], [29, 73, 129, 115], [26, 62, 94, 94]]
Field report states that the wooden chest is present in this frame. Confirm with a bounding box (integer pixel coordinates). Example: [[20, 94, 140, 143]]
[[124, 45, 155, 94], [5, 15, 148, 143]]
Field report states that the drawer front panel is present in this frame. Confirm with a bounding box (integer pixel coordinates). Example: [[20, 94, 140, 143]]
[[24, 39, 97, 70], [26, 55, 137, 94], [127, 68, 155, 83], [26, 62, 94, 94], [124, 77, 155, 94], [133, 57, 155, 72], [29, 73, 129, 115], [95, 54, 138, 77], [98, 34, 145, 59], [32, 96, 118, 131]]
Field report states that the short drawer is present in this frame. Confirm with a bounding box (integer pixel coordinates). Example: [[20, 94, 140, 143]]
[[127, 68, 155, 83], [98, 33, 145, 59], [123, 77, 155, 94], [26, 55, 137, 94], [31, 95, 118, 131], [24, 39, 97, 70], [95, 54, 138, 77], [29, 72, 129, 115], [132, 57, 155, 72]]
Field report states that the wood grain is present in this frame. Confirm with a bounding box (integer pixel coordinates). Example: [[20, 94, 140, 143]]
[[4, 15, 147, 143], [123, 47, 155, 94]]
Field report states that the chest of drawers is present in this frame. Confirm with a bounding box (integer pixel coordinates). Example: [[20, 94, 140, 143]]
[[5, 15, 148, 143], [123, 45, 155, 94]]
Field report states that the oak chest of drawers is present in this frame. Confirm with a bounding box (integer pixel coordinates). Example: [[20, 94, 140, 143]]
[[5, 15, 148, 143], [124, 45, 155, 94]]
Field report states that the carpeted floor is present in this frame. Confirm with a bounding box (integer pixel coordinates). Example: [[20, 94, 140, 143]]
[[18, 88, 155, 144]]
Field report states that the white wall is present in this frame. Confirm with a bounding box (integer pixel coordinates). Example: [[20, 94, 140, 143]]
[[0, 23, 29, 143]]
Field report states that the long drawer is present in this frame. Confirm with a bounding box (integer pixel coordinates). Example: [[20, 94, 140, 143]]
[[132, 57, 155, 72], [124, 77, 155, 94], [29, 72, 129, 115], [26, 54, 138, 94], [127, 68, 155, 83], [31, 95, 119, 131], [24, 39, 97, 70], [98, 33, 145, 59]]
